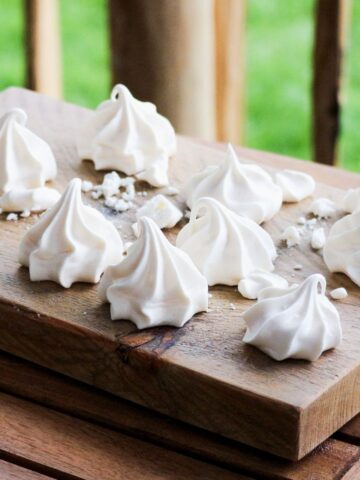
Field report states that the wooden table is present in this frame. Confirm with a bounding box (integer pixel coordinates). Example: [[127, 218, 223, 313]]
[[0, 88, 360, 478]]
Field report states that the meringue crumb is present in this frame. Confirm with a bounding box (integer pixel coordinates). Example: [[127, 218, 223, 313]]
[[229, 303, 236, 310], [281, 226, 301, 247], [311, 227, 326, 250], [6, 213, 18, 221], [297, 216, 306, 225], [81, 180, 93, 193], [293, 264, 303, 270], [207, 308, 213, 313], [20, 209, 31, 218], [308, 198, 337, 218], [208, 293, 213, 298], [91, 190, 102, 200], [330, 287, 348, 300]]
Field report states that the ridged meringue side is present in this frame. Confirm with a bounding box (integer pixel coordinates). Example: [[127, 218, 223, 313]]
[[77, 84, 176, 187], [19, 178, 123, 288], [323, 210, 360, 286], [0, 108, 57, 193], [0, 187, 60, 212], [275, 169, 315, 202], [176, 197, 277, 286], [100, 217, 208, 329], [181, 144, 282, 224], [243, 274, 342, 361]]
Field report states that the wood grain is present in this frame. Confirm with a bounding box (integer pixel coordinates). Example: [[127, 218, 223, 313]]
[[109, 0, 216, 139], [0, 351, 360, 480], [0, 459, 52, 480], [0, 392, 248, 480], [1, 88, 360, 460]]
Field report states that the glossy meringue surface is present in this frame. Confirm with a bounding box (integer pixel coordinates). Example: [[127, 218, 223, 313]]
[[0, 187, 60, 212], [176, 197, 277, 286], [323, 210, 360, 286], [0, 108, 57, 193], [243, 274, 342, 361], [77, 84, 176, 187], [19, 178, 123, 288], [275, 169, 315, 202], [181, 144, 282, 224], [100, 216, 208, 329]]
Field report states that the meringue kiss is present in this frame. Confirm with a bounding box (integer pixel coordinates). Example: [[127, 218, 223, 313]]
[[243, 274, 342, 361], [182, 144, 282, 224], [77, 84, 176, 187], [0, 108, 57, 193], [275, 169, 315, 203], [176, 197, 277, 286], [323, 210, 360, 286], [19, 178, 123, 288], [100, 216, 208, 329]]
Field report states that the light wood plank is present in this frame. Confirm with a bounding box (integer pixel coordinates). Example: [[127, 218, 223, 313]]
[[215, 0, 246, 143], [0, 88, 360, 460], [25, 0, 62, 98], [108, 0, 216, 139]]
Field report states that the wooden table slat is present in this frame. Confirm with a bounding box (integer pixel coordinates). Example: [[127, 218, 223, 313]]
[[0, 352, 359, 480], [0, 459, 53, 480]]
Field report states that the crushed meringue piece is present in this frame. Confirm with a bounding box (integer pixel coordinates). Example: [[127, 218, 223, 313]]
[[297, 216, 306, 225], [238, 271, 289, 300], [158, 186, 180, 196], [281, 226, 301, 247], [81, 180, 93, 193], [6, 213, 18, 221], [20, 209, 31, 218], [293, 264, 302, 270], [330, 287, 348, 300], [308, 198, 337, 218], [136, 194, 182, 230], [311, 228, 326, 249]]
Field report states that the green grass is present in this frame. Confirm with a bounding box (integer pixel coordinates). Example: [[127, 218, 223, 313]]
[[0, 0, 359, 171]]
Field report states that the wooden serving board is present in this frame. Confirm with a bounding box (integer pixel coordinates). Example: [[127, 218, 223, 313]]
[[0, 87, 360, 461]]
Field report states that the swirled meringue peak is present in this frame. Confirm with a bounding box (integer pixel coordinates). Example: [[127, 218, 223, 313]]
[[176, 197, 277, 286], [323, 210, 360, 286], [77, 84, 176, 187], [0, 108, 57, 193], [19, 178, 123, 288], [100, 216, 208, 329], [275, 169, 315, 202], [243, 274, 342, 361], [181, 144, 282, 224]]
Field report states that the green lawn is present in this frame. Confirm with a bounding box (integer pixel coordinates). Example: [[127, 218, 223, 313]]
[[0, 0, 359, 171]]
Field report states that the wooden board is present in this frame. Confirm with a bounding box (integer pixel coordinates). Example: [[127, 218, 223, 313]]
[[1, 350, 360, 480], [0, 87, 360, 461]]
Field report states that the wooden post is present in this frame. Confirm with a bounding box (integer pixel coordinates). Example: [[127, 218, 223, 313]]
[[312, 0, 351, 165], [108, 0, 216, 140], [215, 0, 246, 143], [25, 0, 63, 99]]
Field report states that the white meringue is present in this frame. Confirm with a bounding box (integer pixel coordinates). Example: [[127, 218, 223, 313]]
[[323, 210, 360, 286], [275, 169, 315, 202], [135, 194, 182, 230], [330, 287, 348, 300], [342, 188, 360, 213], [19, 178, 123, 288], [311, 227, 326, 250], [100, 217, 208, 329], [77, 84, 176, 187], [0, 108, 57, 193], [308, 198, 337, 218], [176, 197, 277, 286], [0, 187, 60, 212], [181, 144, 282, 224], [281, 225, 301, 247], [238, 270, 289, 300], [243, 274, 342, 361]]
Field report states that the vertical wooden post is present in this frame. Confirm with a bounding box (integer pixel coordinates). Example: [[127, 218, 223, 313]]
[[215, 0, 246, 143], [25, 0, 63, 99], [312, 0, 351, 165], [108, 0, 216, 140]]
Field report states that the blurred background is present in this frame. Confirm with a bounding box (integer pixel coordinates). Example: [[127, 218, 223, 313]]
[[1, 0, 359, 171]]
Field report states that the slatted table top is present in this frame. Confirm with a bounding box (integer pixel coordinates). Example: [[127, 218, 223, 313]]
[[1, 87, 360, 478]]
